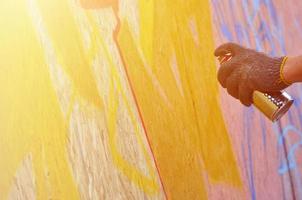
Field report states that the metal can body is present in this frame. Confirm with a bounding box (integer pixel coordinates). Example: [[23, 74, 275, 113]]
[[253, 91, 293, 122]]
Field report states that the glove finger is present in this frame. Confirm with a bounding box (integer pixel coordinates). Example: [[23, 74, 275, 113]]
[[217, 59, 239, 88], [238, 84, 253, 106], [226, 73, 240, 99], [214, 42, 244, 57]]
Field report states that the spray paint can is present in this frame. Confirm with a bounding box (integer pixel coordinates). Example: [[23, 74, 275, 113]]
[[218, 53, 293, 122]]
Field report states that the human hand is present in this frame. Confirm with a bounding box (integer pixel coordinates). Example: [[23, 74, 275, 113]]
[[214, 42, 289, 106]]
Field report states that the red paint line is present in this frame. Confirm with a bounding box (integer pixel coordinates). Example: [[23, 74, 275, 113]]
[[79, 1, 167, 197], [112, 7, 168, 200]]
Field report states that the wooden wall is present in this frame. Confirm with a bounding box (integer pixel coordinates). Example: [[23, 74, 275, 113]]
[[0, 0, 301, 199]]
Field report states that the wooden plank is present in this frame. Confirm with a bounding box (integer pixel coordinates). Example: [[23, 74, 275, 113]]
[[210, 0, 302, 199], [2, 0, 302, 199]]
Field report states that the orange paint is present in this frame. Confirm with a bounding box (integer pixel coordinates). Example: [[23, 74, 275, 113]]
[[80, 0, 117, 9], [111, 4, 169, 199], [80, 0, 168, 197], [117, 1, 242, 199], [80, 0, 242, 199], [82, 12, 162, 194], [118, 22, 208, 199]]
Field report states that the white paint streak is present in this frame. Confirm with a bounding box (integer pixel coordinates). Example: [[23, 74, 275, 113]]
[[188, 18, 200, 46], [8, 154, 36, 200], [170, 54, 184, 97], [27, 0, 74, 118]]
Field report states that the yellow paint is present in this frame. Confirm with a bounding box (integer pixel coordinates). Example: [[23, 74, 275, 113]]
[[85, 12, 159, 194], [35, 0, 103, 110], [0, 0, 162, 198], [0, 0, 79, 199], [33, 0, 160, 195], [118, 0, 242, 199], [138, 0, 154, 66], [107, 69, 159, 194], [175, 2, 241, 184], [0, 0, 241, 198]]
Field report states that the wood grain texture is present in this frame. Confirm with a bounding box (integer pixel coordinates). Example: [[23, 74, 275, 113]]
[[8, 155, 36, 200], [1, 0, 302, 199]]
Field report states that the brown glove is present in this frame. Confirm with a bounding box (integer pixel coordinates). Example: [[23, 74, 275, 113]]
[[214, 42, 289, 106]]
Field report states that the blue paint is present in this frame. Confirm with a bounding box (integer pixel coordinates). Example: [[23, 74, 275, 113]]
[[260, 117, 267, 149], [294, 168, 302, 198], [279, 141, 302, 174], [212, 1, 302, 198], [221, 23, 234, 41], [293, 97, 300, 107], [247, 132, 256, 200], [213, 0, 285, 53], [293, 17, 302, 39], [291, 96, 302, 128], [264, 0, 279, 27], [277, 125, 302, 174], [241, 0, 261, 51], [235, 24, 245, 44], [288, 110, 294, 126], [276, 124, 302, 198], [252, 0, 261, 15], [244, 109, 257, 200], [281, 175, 287, 200], [257, 21, 277, 55], [273, 123, 295, 199]]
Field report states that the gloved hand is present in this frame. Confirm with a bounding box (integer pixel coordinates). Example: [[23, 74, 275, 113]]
[[214, 42, 290, 106]]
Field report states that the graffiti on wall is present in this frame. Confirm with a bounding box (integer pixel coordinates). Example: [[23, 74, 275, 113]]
[[1, 0, 302, 199]]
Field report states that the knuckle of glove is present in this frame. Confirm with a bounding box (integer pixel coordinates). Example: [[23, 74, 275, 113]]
[[217, 58, 240, 88], [214, 42, 244, 57], [226, 73, 240, 99]]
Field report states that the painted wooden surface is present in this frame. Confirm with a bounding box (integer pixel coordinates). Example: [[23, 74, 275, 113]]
[[0, 0, 302, 199], [211, 1, 302, 199]]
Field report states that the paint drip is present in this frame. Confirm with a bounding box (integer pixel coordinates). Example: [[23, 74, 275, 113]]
[[218, 53, 293, 122]]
